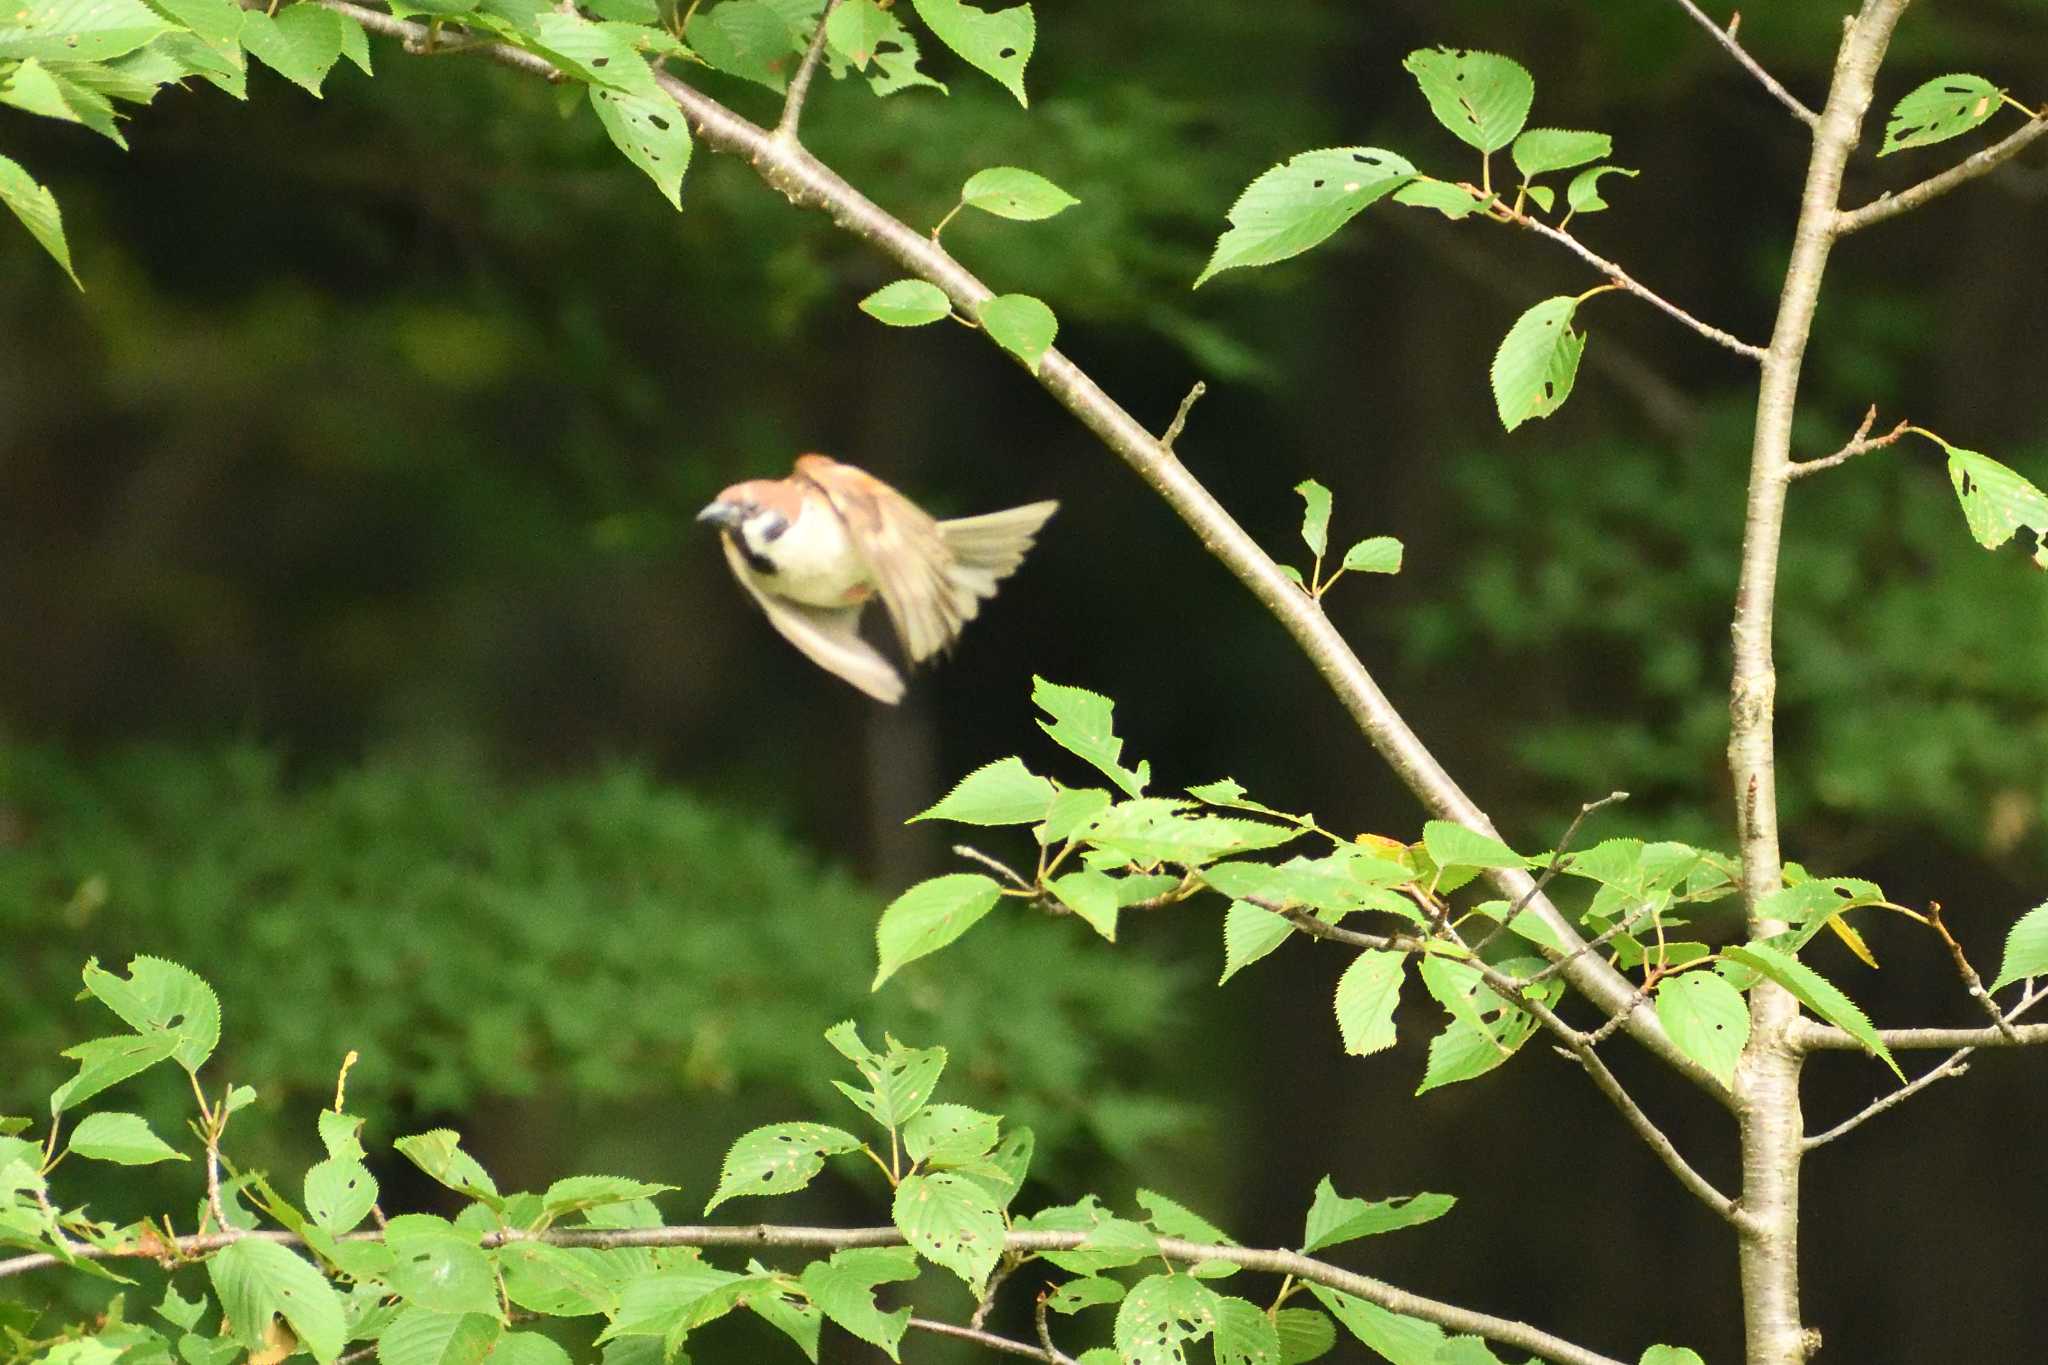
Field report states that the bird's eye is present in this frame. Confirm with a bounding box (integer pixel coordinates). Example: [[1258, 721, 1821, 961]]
[[755, 511, 790, 543]]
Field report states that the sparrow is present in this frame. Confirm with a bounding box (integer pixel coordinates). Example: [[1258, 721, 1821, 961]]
[[698, 454, 1058, 703]]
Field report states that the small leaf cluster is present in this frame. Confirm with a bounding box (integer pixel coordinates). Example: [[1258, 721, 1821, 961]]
[[1278, 479, 1403, 598]]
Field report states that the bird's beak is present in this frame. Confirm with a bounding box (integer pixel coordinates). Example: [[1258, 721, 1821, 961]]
[[696, 501, 742, 528]]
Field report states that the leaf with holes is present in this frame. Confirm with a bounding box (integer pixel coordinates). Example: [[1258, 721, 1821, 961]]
[[798, 1246, 918, 1360], [303, 1157, 376, 1232], [860, 279, 952, 327], [1114, 1273, 1220, 1365], [1511, 128, 1610, 178], [1881, 74, 2003, 155], [1300, 1178, 1454, 1254], [1295, 478, 1331, 558], [393, 1129, 500, 1206], [824, 1023, 947, 1125], [1340, 537, 1402, 574], [383, 1215, 500, 1316], [913, 756, 1055, 825], [962, 166, 1078, 221], [908, 0, 1030, 105], [1048, 1275, 1125, 1314], [893, 1171, 1003, 1291], [1990, 901, 2048, 993], [207, 1239, 346, 1363], [874, 873, 1004, 988], [0, 155, 77, 287], [529, 13, 666, 100], [1275, 1307, 1336, 1364], [977, 293, 1057, 373], [1403, 48, 1534, 153], [1333, 952, 1405, 1057], [1944, 446, 2048, 566], [1654, 972, 1749, 1088], [1034, 677, 1149, 796], [81, 956, 220, 1072], [1195, 147, 1414, 287], [1565, 164, 1636, 216], [1212, 1295, 1281, 1365], [67, 1111, 185, 1166], [902, 1104, 999, 1166], [1417, 956, 1562, 1093], [704, 1122, 861, 1213], [590, 85, 690, 208], [1491, 295, 1586, 431], [684, 0, 799, 90], [1725, 943, 1901, 1079]]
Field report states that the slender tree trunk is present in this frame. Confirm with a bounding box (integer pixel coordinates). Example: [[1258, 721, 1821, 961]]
[[1728, 6, 1909, 1361]]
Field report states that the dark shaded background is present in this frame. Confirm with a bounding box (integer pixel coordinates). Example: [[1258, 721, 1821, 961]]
[[5, 1, 2048, 1360]]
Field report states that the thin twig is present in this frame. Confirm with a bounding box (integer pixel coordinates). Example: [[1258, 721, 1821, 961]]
[[953, 844, 1036, 892], [1556, 1044, 1748, 1226], [1926, 901, 2018, 1042], [1159, 381, 1205, 453], [0, 1226, 1630, 1365], [1786, 405, 1910, 478], [1802, 1051, 1973, 1149], [1506, 211, 1767, 360], [971, 1254, 1021, 1330], [1035, 1293, 1079, 1365], [773, 0, 840, 142], [1471, 790, 1627, 955], [911, 1316, 1056, 1361], [1668, 0, 1818, 125], [1515, 902, 1659, 989], [1836, 108, 2048, 234]]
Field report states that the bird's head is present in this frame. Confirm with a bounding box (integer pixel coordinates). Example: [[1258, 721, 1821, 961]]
[[697, 478, 802, 542]]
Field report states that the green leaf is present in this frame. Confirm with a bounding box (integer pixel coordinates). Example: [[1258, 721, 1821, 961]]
[[1491, 295, 1587, 432], [1212, 1295, 1282, 1365], [207, 1239, 346, 1364], [824, 0, 890, 63], [1525, 184, 1556, 214], [66, 1111, 185, 1166], [962, 165, 1078, 221], [304, 1157, 378, 1233], [1018, 1198, 1158, 1274], [383, 1215, 500, 1316], [490, 1333, 570, 1365], [393, 1130, 500, 1205], [1638, 1349, 1706, 1365], [684, 0, 798, 89], [1047, 1276, 1125, 1314], [1034, 678, 1149, 796], [913, 756, 1055, 825], [1403, 48, 1534, 153], [157, 1285, 207, 1332], [1085, 801, 1299, 867], [605, 1261, 741, 1338], [704, 1122, 861, 1213], [540, 1176, 674, 1219], [0, 0, 169, 62], [1040, 784, 1113, 843], [1754, 877, 1886, 927], [977, 293, 1057, 373], [376, 1308, 501, 1365], [1049, 869, 1120, 941], [1724, 943, 1901, 1079], [798, 1247, 918, 1360], [1295, 478, 1332, 558], [1945, 446, 2048, 566], [1300, 1178, 1454, 1253], [907, 0, 1030, 105], [1422, 821, 1524, 871], [589, 85, 691, 209], [528, 13, 665, 100], [1416, 957, 1562, 1094], [1194, 147, 1415, 287], [1340, 537, 1402, 574], [1333, 952, 1405, 1057], [80, 957, 220, 1073], [0, 154, 79, 287], [1114, 1273, 1219, 1365], [1135, 1189, 1235, 1246], [497, 1241, 622, 1317], [874, 873, 1004, 987], [1309, 1285, 1443, 1365], [1221, 900, 1294, 984], [1881, 73, 2003, 155], [893, 1171, 1003, 1291], [1436, 1339, 1506, 1365], [1077, 1353, 1120, 1365], [317, 1111, 365, 1161], [50, 1031, 179, 1114], [240, 5, 349, 96], [1275, 1307, 1337, 1364], [1511, 128, 1611, 178], [1653, 972, 1749, 1089], [1391, 179, 1487, 219], [824, 1024, 947, 1126], [859, 279, 953, 327], [902, 1104, 999, 1165], [1990, 901, 2048, 993], [1565, 164, 1635, 215]]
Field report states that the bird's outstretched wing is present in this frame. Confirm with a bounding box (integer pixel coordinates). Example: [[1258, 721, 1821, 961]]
[[721, 535, 905, 703], [794, 455, 964, 663]]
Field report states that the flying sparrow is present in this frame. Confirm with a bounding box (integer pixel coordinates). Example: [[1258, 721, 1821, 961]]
[[698, 454, 1058, 703]]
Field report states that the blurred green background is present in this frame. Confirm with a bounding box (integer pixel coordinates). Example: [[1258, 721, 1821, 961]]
[[5, 0, 2047, 1360]]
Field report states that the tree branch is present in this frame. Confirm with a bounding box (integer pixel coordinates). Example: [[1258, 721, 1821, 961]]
[[1668, 0, 1819, 126], [1786, 404, 1909, 478], [774, 0, 839, 143], [0, 1224, 1631, 1365], [1836, 108, 2048, 233], [1925, 901, 2018, 1042], [1560, 1043, 1748, 1227], [910, 1316, 1056, 1361]]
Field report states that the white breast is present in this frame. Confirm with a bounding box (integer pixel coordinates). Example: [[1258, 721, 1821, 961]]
[[744, 501, 872, 607]]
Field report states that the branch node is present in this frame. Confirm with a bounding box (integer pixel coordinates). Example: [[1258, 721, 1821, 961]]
[[1160, 380, 1206, 453]]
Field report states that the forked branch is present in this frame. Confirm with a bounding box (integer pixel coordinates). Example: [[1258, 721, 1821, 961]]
[[1836, 108, 2048, 233]]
